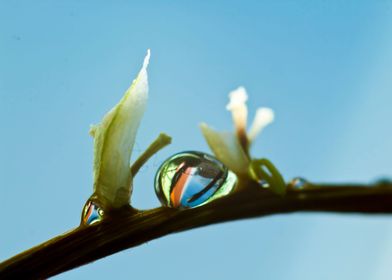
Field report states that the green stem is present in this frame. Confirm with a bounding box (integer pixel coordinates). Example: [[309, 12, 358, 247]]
[[130, 133, 171, 176]]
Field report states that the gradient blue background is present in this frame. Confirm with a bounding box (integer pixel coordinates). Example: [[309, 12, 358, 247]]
[[1, 1, 392, 279]]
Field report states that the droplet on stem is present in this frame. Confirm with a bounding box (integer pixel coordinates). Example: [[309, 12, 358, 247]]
[[374, 177, 392, 187], [81, 200, 104, 225], [155, 151, 237, 209], [258, 179, 270, 188], [288, 177, 308, 190]]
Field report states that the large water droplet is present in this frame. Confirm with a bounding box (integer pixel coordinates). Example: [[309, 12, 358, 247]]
[[288, 177, 308, 190], [155, 151, 237, 209], [81, 200, 104, 225]]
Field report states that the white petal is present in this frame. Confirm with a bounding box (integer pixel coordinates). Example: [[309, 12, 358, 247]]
[[247, 107, 274, 142], [226, 86, 248, 110], [226, 87, 248, 137], [200, 123, 250, 175], [92, 50, 150, 208]]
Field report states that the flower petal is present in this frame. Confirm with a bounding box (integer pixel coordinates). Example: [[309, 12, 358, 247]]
[[226, 87, 248, 137], [92, 50, 150, 208], [247, 107, 274, 143], [200, 123, 250, 176]]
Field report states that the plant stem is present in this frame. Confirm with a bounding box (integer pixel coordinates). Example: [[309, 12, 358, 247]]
[[1, 182, 392, 279], [130, 133, 171, 176]]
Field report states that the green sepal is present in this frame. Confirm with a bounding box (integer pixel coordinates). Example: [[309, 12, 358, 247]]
[[249, 158, 286, 195]]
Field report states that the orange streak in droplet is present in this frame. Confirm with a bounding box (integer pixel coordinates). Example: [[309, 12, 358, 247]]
[[170, 168, 191, 208], [84, 202, 93, 223]]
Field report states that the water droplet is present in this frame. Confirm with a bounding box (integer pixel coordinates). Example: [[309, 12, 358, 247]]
[[288, 177, 308, 190], [81, 200, 104, 225], [155, 151, 237, 209], [374, 177, 392, 186], [258, 179, 270, 188]]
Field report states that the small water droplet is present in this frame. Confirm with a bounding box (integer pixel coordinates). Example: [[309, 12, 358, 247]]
[[374, 177, 392, 186], [81, 200, 104, 225], [258, 179, 270, 188], [155, 151, 237, 209], [288, 177, 308, 190]]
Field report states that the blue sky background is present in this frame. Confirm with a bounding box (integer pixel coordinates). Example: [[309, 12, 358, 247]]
[[1, 1, 392, 279]]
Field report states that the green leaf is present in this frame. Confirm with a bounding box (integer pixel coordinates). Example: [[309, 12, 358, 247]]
[[250, 158, 286, 195]]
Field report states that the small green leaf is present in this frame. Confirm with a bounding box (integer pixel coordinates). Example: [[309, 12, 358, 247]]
[[250, 158, 286, 195]]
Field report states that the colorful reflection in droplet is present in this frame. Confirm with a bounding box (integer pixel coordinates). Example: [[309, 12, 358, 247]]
[[81, 200, 104, 225], [155, 151, 237, 209]]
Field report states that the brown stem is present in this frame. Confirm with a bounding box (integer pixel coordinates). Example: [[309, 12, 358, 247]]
[[1, 182, 392, 279]]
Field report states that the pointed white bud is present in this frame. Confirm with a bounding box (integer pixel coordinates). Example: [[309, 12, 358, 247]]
[[91, 50, 150, 209]]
